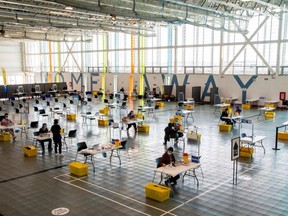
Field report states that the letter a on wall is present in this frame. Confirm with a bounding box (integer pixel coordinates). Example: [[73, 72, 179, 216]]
[[201, 75, 217, 101]]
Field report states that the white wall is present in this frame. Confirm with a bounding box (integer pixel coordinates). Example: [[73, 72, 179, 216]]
[[0, 41, 22, 74]]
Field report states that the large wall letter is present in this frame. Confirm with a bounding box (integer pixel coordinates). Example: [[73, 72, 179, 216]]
[[234, 75, 257, 103]]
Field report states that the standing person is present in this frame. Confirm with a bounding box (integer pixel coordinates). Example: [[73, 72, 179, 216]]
[[1, 113, 16, 140], [50, 119, 63, 157], [158, 147, 180, 185], [127, 110, 137, 131], [38, 123, 52, 152]]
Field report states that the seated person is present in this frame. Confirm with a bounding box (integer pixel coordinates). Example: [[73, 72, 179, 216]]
[[158, 147, 180, 185], [234, 106, 242, 116], [38, 123, 52, 152], [127, 110, 137, 131], [163, 123, 183, 145], [220, 108, 233, 125], [1, 113, 16, 140]]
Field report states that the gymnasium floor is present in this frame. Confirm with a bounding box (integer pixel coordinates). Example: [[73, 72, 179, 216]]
[[0, 97, 288, 216]]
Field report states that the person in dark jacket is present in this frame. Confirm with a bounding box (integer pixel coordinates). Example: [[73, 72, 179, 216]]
[[220, 108, 232, 125], [38, 123, 52, 152], [50, 119, 62, 157], [158, 147, 180, 185]]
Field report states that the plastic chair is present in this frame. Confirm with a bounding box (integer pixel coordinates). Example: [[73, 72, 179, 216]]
[[75, 142, 96, 172], [63, 129, 77, 147]]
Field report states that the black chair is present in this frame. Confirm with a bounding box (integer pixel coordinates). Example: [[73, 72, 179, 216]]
[[63, 129, 77, 147], [34, 107, 39, 112], [35, 100, 39, 104], [33, 131, 40, 146], [15, 108, 19, 113], [19, 104, 23, 109], [27, 121, 39, 138], [70, 100, 73, 104], [104, 99, 109, 104], [75, 142, 97, 172], [55, 98, 58, 103], [46, 101, 50, 106]]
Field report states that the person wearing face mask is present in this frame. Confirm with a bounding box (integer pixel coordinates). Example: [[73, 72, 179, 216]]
[[38, 123, 52, 152], [158, 147, 180, 186], [1, 113, 16, 140]]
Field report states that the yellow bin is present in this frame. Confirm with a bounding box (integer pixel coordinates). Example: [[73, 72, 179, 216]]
[[69, 162, 88, 177], [0, 133, 11, 141], [278, 132, 288, 140], [23, 146, 38, 157], [145, 183, 171, 202], [219, 124, 232, 131]]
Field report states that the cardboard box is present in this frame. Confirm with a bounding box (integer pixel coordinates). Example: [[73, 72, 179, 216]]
[[138, 125, 150, 132], [69, 162, 88, 177], [278, 132, 288, 140], [0, 133, 11, 141], [145, 183, 170, 202], [219, 124, 232, 131], [23, 146, 38, 157]]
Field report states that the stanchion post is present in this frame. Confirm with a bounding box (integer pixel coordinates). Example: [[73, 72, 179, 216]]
[[273, 126, 280, 150]]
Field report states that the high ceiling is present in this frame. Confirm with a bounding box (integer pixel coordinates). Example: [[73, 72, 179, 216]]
[[0, 0, 287, 41]]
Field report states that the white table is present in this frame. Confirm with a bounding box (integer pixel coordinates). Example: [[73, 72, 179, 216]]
[[257, 107, 275, 118], [0, 124, 27, 138], [81, 113, 97, 125], [240, 135, 266, 157], [246, 98, 259, 106], [79, 143, 122, 171], [140, 106, 155, 116], [265, 100, 280, 108], [225, 97, 238, 104], [177, 110, 195, 128], [213, 103, 230, 114], [153, 161, 201, 186]]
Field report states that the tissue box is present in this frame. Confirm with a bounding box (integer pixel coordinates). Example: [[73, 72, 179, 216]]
[[145, 183, 170, 202], [265, 112, 275, 118]]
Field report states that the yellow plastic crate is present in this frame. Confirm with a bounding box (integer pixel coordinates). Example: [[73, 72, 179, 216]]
[[66, 113, 76, 120], [0, 133, 11, 141], [242, 104, 251, 109], [145, 183, 171, 202], [69, 162, 88, 177], [265, 104, 275, 108], [278, 132, 288, 140], [185, 104, 194, 110], [138, 125, 150, 132], [187, 132, 201, 141], [23, 146, 38, 157], [265, 111, 275, 118], [100, 107, 109, 115], [219, 124, 232, 131], [174, 115, 182, 123], [240, 147, 254, 157], [98, 119, 108, 126], [134, 113, 143, 119], [156, 101, 165, 107], [92, 91, 98, 96]]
